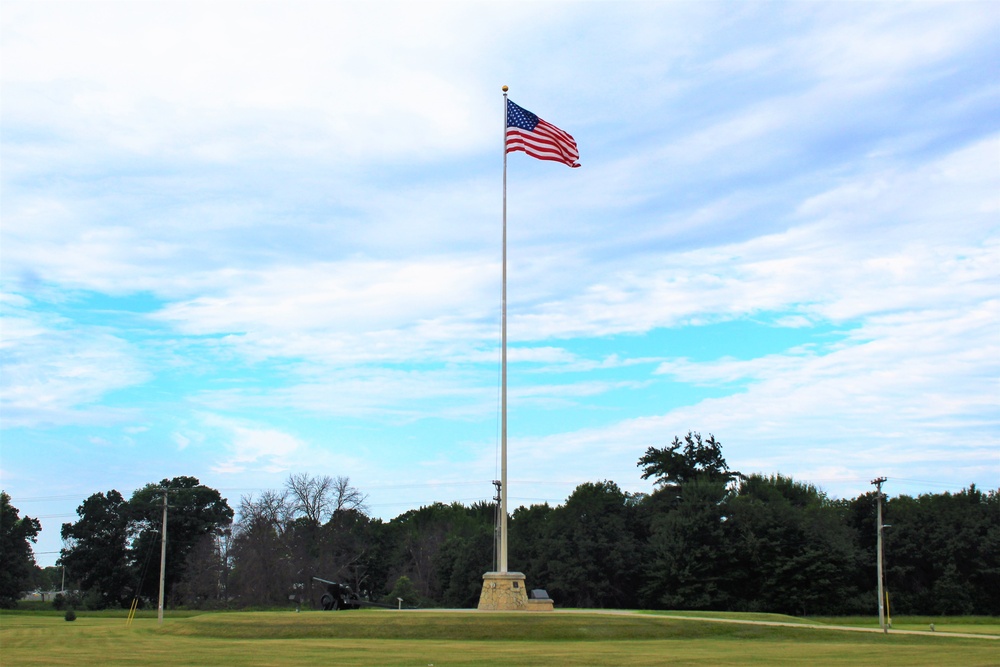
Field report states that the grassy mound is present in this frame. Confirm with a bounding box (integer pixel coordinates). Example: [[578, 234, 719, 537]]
[[158, 609, 986, 644]]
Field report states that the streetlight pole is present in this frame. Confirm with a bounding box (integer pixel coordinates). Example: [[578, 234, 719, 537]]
[[871, 477, 887, 634]]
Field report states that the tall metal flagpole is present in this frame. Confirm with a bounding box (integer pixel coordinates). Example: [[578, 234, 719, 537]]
[[499, 85, 509, 574], [479, 85, 555, 611]]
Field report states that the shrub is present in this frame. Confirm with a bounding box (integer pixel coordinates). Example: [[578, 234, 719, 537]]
[[64, 610, 76, 621], [386, 575, 424, 608]]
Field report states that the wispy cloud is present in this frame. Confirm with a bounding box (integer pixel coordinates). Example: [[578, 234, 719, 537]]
[[199, 414, 305, 475], [0, 296, 150, 427], [2, 1, 997, 566]]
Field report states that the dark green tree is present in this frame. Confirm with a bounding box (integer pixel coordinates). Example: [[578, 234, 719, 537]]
[[435, 518, 493, 607], [637, 433, 739, 609], [0, 491, 42, 607], [640, 477, 733, 609], [725, 474, 861, 615], [60, 490, 133, 609], [386, 574, 420, 607], [638, 432, 741, 500], [382, 501, 493, 604], [883, 485, 999, 615], [544, 481, 643, 608], [32, 565, 64, 594], [172, 532, 227, 608], [129, 477, 233, 604], [509, 502, 556, 598], [229, 490, 295, 607], [320, 508, 384, 601]]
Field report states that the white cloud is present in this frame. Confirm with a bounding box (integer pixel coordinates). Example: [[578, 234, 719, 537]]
[[1, 2, 531, 162], [193, 366, 493, 423], [204, 416, 305, 475], [517, 135, 999, 339], [173, 432, 191, 451], [510, 295, 999, 499], [156, 256, 496, 336], [0, 298, 150, 427], [2, 2, 997, 548]]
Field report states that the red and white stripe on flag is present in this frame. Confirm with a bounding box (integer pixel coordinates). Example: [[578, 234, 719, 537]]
[[506, 100, 580, 168]]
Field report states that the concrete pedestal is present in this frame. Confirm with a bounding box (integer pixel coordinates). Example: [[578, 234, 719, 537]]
[[477, 572, 529, 611], [526, 597, 554, 612]]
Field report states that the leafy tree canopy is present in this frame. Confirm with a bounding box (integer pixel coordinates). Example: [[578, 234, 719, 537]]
[[129, 477, 233, 600], [735, 473, 828, 508], [637, 432, 741, 495], [59, 490, 132, 609], [0, 491, 41, 608]]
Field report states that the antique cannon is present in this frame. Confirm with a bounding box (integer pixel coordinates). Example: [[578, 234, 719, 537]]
[[312, 576, 420, 610], [313, 577, 364, 610]]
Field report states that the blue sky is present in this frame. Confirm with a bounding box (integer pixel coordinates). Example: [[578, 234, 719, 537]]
[[2, 1, 998, 567]]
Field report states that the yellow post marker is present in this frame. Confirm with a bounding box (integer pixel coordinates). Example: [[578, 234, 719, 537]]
[[126, 598, 139, 628]]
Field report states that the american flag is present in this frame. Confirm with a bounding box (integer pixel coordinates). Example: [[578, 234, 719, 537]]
[[506, 99, 580, 168]]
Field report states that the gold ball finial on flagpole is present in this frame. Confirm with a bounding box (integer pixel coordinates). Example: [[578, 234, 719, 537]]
[[502, 85, 508, 92]]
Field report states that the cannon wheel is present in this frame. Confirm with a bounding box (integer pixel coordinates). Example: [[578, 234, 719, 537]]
[[321, 594, 334, 611]]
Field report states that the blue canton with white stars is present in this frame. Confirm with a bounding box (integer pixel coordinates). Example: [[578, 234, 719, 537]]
[[507, 100, 539, 131]]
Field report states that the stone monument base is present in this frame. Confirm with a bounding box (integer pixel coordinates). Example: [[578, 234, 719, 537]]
[[526, 597, 554, 612], [477, 572, 529, 611]]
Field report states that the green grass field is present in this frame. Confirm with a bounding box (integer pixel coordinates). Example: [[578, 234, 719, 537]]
[[2, 609, 997, 666]]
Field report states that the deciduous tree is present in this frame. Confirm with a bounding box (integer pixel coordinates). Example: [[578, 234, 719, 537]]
[[60, 490, 132, 609], [726, 474, 861, 615], [129, 477, 233, 603], [0, 492, 41, 607], [229, 490, 294, 607], [637, 432, 741, 500], [545, 481, 643, 608]]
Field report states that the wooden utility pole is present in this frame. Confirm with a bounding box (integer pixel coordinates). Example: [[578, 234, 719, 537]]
[[158, 492, 167, 625], [871, 477, 887, 633]]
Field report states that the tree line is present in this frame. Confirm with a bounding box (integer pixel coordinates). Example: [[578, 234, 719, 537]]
[[2, 433, 997, 615]]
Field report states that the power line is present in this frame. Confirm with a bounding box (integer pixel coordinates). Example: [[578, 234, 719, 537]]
[[889, 477, 982, 489], [7, 494, 93, 503]]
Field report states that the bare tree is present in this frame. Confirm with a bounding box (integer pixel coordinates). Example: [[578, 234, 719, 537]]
[[229, 490, 295, 607], [238, 489, 293, 533], [229, 476, 370, 608], [285, 473, 335, 524], [333, 475, 369, 516]]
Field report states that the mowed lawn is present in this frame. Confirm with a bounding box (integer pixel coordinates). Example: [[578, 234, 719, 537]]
[[2, 610, 997, 667]]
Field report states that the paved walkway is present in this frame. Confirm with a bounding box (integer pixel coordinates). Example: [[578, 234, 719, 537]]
[[553, 609, 999, 640], [458, 608, 998, 640]]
